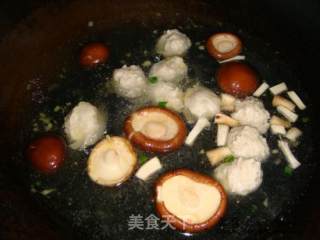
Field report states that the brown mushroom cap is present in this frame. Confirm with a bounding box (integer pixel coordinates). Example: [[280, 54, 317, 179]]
[[124, 107, 187, 153], [155, 169, 227, 233], [207, 33, 242, 60]]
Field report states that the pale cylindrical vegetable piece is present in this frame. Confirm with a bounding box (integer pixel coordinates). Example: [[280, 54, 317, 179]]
[[149, 56, 188, 84], [156, 29, 191, 57], [270, 124, 286, 135], [147, 81, 184, 112], [213, 158, 263, 196], [184, 85, 221, 123], [286, 127, 302, 142], [253, 82, 269, 97], [227, 126, 270, 162], [64, 101, 106, 150], [185, 117, 210, 146], [206, 147, 232, 166], [269, 82, 288, 95], [220, 93, 236, 112], [231, 97, 270, 133], [272, 96, 296, 111], [135, 157, 162, 181], [276, 106, 298, 122], [287, 91, 306, 110], [216, 124, 230, 146], [270, 115, 291, 128], [215, 113, 239, 127], [112, 65, 147, 98], [278, 140, 301, 169], [218, 55, 246, 64]]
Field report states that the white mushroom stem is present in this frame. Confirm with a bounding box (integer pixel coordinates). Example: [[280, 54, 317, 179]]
[[218, 55, 246, 64], [253, 82, 269, 97], [272, 96, 296, 112], [215, 113, 239, 127], [278, 140, 301, 169], [276, 106, 298, 122], [135, 157, 162, 181], [270, 115, 291, 128], [270, 125, 286, 135], [216, 124, 230, 147], [286, 127, 302, 142], [206, 147, 232, 166], [287, 91, 306, 110], [220, 93, 236, 112], [185, 117, 211, 146], [269, 82, 288, 95]]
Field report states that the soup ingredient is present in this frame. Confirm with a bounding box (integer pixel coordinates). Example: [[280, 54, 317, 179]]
[[276, 106, 298, 122], [215, 113, 240, 127], [64, 101, 106, 150], [253, 82, 269, 97], [206, 33, 242, 60], [135, 157, 162, 181], [272, 96, 296, 112], [149, 56, 188, 84], [216, 124, 230, 146], [216, 62, 259, 97], [218, 55, 246, 64], [227, 126, 270, 162], [87, 136, 137, 186], [286, 127, 302, 142], [184, 86, 220, 123], [270, 125, 286, 135], [269, 82, 288, 95], [27, 136, 65, 174], [287, 91, 306, 110], [213, 158, 263, 196], [185, 118, 210, 146], [284, 165, 293, 176], [79, 42, 109, 68], [124, 107, 187, 153], [278, 140, 301, 169], [112, 65, 147, 98], [231, 97, 270, 134], [155, 169, 227, 233], [220, 93, 236, 112], [270, 115, 291, 128], [206, 147, 232, 166], [147, 81, 184, 112], [156, 29, 191, 57]]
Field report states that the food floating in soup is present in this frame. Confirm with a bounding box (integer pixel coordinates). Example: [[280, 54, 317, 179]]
[[87, 136, 137, 187], [124, 107, 187, 153], [79, 42, 109, 68], [155, 169, 227, 233]]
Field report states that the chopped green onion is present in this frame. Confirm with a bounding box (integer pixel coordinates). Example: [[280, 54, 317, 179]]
[[284, 165, 293, 176], [158, 101, 167, 108], [302, 117, 309, 123], [148, 76, 158, 84], [139, 154, 148, 165], [223, 155, 235, 163]]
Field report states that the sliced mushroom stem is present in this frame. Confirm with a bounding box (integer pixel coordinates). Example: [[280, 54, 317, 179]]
[[206, 147, 232, 166], [216, 124, 230, 146], [220, 93, 236, 112], [278, 140, 301, 169], [135, 157, 162, 181], [286, 127, 302, 142], [253, 82, 269, 97], [272, 96, 296, 112], [270, 124, 286, 135], [270, 115, 291, 128], [276, 106, 298, 123], [218, 55, 245, 64], [287, 91, 306, 110], [215, 113, 239, 127], [185, 117, 210, 146], [269, 82, 288, 95]]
